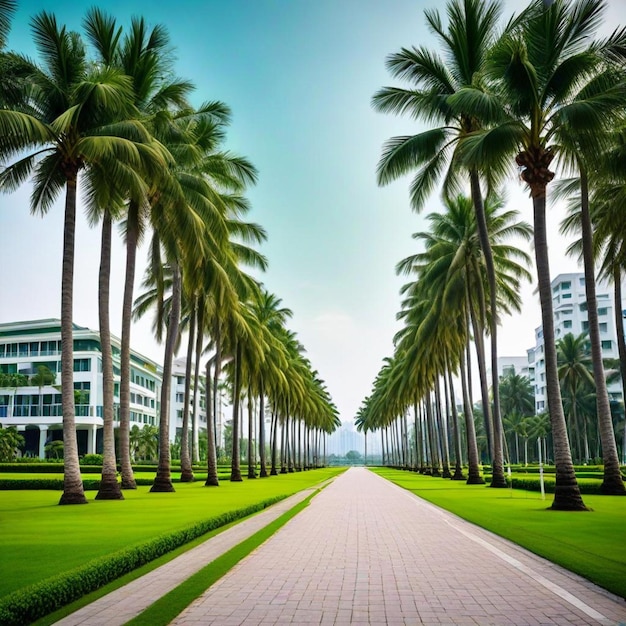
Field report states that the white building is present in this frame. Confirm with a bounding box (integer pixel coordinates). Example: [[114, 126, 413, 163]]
[[532, 272, 623, 413], [497, 356, 533, 379], [0, 319, 161, 458]]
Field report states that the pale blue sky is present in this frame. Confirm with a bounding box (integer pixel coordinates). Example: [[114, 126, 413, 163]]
[[2, 0, 620, 421]]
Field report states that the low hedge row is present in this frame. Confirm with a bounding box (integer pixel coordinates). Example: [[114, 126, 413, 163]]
[[483, 475, 606, 494], [0, 463, 102, 474], [0, 478, 154, 490], [0, 495, 285, 626]]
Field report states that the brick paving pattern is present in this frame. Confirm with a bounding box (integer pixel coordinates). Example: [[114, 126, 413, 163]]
[[53, 487, 319, 626], [171, 467, 626, 626]]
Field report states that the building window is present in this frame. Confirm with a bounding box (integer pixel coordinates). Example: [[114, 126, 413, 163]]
[[582, 321, 589, 331], [563, 320, 572, 329], [176, 392, 184, 403], [560, 281, 571, 290], [580, 302, 588, 312], [598, 308, 608, 316], [73, 358, 91, 372], [562, 293, 572, 299], [599, 322, 608, 333], [602, 340, 612, 350]]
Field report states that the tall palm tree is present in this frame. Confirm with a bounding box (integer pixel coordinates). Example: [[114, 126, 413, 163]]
[[87, 11, 197, 489], [250, 290, 292, 477], [373, 0, 515, 488], [557, 332, 595, 464], [0, 12, 159, 504], [456, 0, 626, 509]]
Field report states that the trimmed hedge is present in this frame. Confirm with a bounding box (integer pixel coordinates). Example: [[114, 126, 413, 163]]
[[0, 495, 285, 626], [0, 463, 102, 474], [483, 475, 606, 494], [0, 478, 154, 490]]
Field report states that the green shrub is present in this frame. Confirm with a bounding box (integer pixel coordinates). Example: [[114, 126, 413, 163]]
[[81, 454, 103, 466], [484, 475, 605, 495], [0, 496, 285, 626]]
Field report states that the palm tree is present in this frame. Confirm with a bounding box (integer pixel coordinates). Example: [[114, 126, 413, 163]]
[[499, 371, 534, 465], [86, 11, 197, 490], [557, 333, 595, 464], [250, 290, 292, 477], [0, 12, 160, 505], [373, 0, 516, 488], [0, 0, 15, 49], [456, 0, 626, 509]]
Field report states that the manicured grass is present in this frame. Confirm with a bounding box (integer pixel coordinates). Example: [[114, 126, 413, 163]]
[[0, 468, 342, 600], [127, 492, 316, 626], [372, 468, 626, 599]]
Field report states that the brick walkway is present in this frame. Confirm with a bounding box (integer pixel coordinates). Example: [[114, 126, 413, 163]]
[[171, 467, 626, 626], [54, 486, 319, 626]]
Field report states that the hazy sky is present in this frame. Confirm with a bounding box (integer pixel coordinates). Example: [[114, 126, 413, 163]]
[[2, 0, 623, 423]]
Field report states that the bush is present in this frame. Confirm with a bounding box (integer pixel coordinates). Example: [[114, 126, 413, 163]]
[[0, 496, 285, 625], [484, 475, 605, 495], [81, 454, 103, 466]]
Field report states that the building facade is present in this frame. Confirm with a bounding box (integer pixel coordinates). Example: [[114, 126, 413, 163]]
[[0, 319, 161, 458], [532, 272, 623, 413]]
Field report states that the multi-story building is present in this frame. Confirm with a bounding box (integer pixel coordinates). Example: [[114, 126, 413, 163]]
[[532, 272, 623, 413], [170, 356, 207, 445], [0, 319, 161, 458]]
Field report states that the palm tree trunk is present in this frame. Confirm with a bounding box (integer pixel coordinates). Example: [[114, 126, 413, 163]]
[[258, 378, 268, 477], [425, 394, 439, 476], [280, 416, 288, 473], [150, 261, 181, 493], [533, 192, 587, 510], [204, 359, 219, 486], [191, 302, 205, 464], [461, 338, 484, 484], [270, 408, 279, 475], [470, 171, 506, 488], [230, 342, 243, 482], [580, 171, 625, 494], [447, 367, 465, 480], [435, 382, 451, 478], [469, 299, 494, 458], [247, 390, 256, 479], [96, 211, 123, 500], [180, 302, 195, 482], [613, 267, 626, 419], [59, 175, 87, 506], [119, 211, 138, 490]]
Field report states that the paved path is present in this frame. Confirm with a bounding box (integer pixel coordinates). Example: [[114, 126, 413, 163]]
[[54, 486, 320, 626], [172, 467, 626, 626]]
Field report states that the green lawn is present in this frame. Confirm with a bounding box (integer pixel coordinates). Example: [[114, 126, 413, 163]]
[[0, 468, 343, 600], [372, 468, 626, 599]]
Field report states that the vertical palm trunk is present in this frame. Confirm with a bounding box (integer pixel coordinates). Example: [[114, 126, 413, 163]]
[[613, 269, 626, 454], [212, 325, 222, 456], [191, 302, 205, 464], [413, 399, 421, 471], [258, 378, 268, 477], [180, 303, 196, 482], [447, 367, 465, 480], [425, 394, 440, 476], [461, 338, 484, 484], [270, 408, 279, 475], [436, 379, 452, 478], [150, 261, 181, 493], [579, 172, 624, 493], [230, 342, 243, 482], [59, 175, 87, 506], [247, 390, 256, 478], [533, 192, 587, 510], [96, 212, 123, 500], [204, 359, 219, 486], [470, 171, 506, 488], [119, 212, 138, 489]]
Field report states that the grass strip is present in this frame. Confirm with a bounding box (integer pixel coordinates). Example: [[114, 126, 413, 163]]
[[371, 467, 626, 599], [125, 492, 317, 626]]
